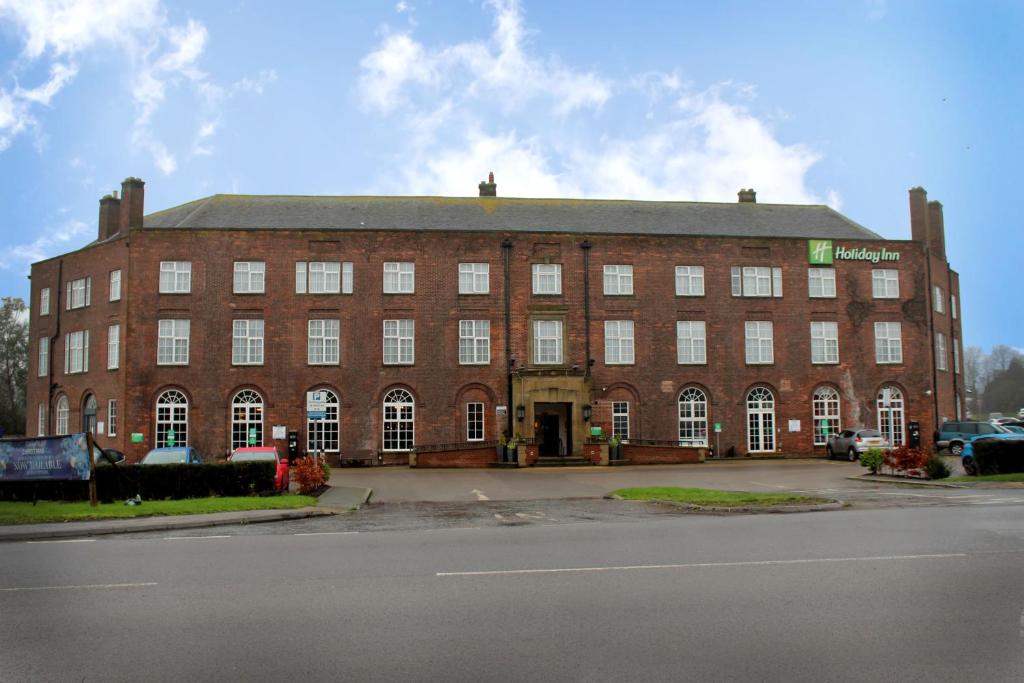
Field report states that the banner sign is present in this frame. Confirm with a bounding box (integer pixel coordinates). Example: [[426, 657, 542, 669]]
[[0, 433, 93, 482], [808, 239, 900, 265]]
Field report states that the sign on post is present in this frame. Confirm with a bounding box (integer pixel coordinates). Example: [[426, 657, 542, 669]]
[[0, 434, 94, 482], [306, 391, 327, 421], [714, 422, 722, 433]]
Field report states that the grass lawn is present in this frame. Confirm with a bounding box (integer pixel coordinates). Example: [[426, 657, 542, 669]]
[[946, 473, 1024, 483], [0, 495, 318, 525], [611, 487, 831, 507]]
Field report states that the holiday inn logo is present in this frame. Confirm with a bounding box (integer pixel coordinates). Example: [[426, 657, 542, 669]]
[[807, 240, 900, 264]]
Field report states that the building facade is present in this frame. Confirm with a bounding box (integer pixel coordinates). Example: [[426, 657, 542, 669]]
[[25, 176, 964, 465]]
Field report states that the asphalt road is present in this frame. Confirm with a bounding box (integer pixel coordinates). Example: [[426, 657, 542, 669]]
[[4, 504, 1024, 681]]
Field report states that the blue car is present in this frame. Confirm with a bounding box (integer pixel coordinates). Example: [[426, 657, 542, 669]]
[[960, 434, 1024, 475], [140, 447, 203, 465]]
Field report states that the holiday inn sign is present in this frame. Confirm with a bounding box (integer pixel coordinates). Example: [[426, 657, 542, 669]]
[[808, 239, 901, 265]]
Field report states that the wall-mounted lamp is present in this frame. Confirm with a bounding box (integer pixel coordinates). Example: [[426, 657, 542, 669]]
[[582, 404, 592, 422], [516, 405, 526, 422]]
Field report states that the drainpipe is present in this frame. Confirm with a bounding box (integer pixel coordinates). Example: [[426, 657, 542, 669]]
[[580, 240, 592, 377], [48, 260, 63, 434], [924, 246, 940, 431], [502, 238, 513, 438]]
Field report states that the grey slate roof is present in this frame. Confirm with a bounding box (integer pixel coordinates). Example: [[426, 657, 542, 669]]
[[143, 194, 883, 240]]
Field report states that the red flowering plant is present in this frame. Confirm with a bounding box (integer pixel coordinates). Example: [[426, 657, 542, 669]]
[[884, 445, 929, 477], [293, 456, 326, 494]]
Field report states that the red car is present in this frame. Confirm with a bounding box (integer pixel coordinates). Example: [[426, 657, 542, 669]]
[[229, 446, 290, 492]]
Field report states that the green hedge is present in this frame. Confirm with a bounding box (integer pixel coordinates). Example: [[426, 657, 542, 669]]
[[973, 440, 1024, 475], [0, 462, 277, 502]]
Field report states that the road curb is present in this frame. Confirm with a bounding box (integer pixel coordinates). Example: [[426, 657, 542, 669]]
[[0, 507, 336, 543], [607, 494, 843, 514], [845, 475, 965, 489]]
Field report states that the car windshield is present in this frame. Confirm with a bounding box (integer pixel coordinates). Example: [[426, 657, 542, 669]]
[[992, 424, 1011, 433], [858, 430, 882, 438], [232, 451, 276, 462], [142, 449, 188, 464]]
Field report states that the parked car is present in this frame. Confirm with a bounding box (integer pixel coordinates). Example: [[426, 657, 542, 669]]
[[826, 428, 890, 461], [140, 447, 203, 465], [935, 421, 1010, 456], [960, 433, 1024, 475], [93, 447, 125, 466], [229, 446, 289, 492], [1002, 425, 1024, 435], [1018, 408, 1024, 419]]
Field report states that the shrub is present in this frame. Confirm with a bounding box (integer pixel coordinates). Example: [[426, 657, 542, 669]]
[[320, 459, 331, 482], [973, 439, 1024, 475], [925, 455, 951, 479], [293, 456, 326, 495], [860, 447, 885, 474], [885, 446, 929, 475]]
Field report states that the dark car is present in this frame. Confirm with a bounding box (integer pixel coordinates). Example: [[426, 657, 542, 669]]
[[93, 448, 125, 466], [229, 446, 289, 492], [140, 447, 203, 465], [934, 421, 1009, 456]]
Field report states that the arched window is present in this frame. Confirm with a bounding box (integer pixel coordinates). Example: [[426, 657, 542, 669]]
[[156, 390, 188, 447], [55, 395, 69, 435], [232, 389, 264, 450], [877, 385, 905, 448], [307, 389, 340, 453], [747, 387, 775, 453], [383, 388, 414, 451], [678, 387, 708, 446], [812, 386, 841, 446], [82, 394, 97, 434]]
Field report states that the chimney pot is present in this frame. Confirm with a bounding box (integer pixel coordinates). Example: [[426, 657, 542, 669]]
[[478, 171, 497, 197], [738, 188, 757, 203], [119, 176, 146, 232]]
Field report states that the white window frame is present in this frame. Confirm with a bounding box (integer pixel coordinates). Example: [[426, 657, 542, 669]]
[[56, 396, 69, 435], [109, 270, 122, 302], [231, 389, 263, 450], [157, 320, 190, 365], [612, 401, 630, 441], [383, 319, 414, 365], [38, 337, 48, 377], [872, 269, 900, 299], [951, 294, 958, 320], [810, 321, 839, 364], [307, 389, 340, 454], [678, 387, 709, 447], [877, 386, 905, 448], [746, 387, 776, 453], [233, 261, 266, 294], [296, 261, 351, 294], [808, 267, 836, 298], [603, 265, 634, 296], [953, 338, 960, 374], [676, 321, 707, 365], [874, 322, 903, 364], [812, 386, 841, 446], [532, 264, 562, 295], [466, 402, 484, 442], [107, 399, 117, 437], [107, 324, 120, 370], [39, 288, 50, 316], [458, 263, 490, 294], [383, 262, 415, 294], [66, 276, 91, 309], [675, 266, 705, 296], [37, 403, 46, 436], [232, 319, 265, 365], [64, 330, 89, 374], [933, 286, 944, 313], [533, 319, 563, 365], [744, 321, 774, 364], [383, 388, 415, 451], [156, 390, 189, 448], [732, 267, 782, 297], [307, 319, 340, 365], [935, 332, 948, 371], [159, 262, 191, 294], [458, 320, 490, 365], [604, 320, 635, 365]]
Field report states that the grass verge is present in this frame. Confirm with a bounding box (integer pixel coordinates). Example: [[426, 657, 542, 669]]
[[0, 495, 318, 525], [611, 487, 830, 507], [946, 473, 1024, 483]]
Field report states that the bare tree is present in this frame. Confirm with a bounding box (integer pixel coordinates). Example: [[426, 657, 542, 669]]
[[0, 297, 29, 436]]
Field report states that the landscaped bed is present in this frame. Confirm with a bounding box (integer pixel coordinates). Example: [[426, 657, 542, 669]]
[[947, 473, 1024, 484], [610, 487, 832, 508], [0, 495, 318, 525]]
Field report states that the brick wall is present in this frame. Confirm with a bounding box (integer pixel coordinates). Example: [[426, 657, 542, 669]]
[[623, 444, 706, 464], [414, 446, 497, 468]]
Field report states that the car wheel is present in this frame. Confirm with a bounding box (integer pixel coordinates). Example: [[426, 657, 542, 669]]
[[848, 448, 858, 462], [962, 456, 977, 476], [950, 442, 964, 457], [826, 446, 834, 459]]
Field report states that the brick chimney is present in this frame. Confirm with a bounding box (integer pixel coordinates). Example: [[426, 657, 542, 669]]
[[927, 199, 947, 261], [908, 186, 929, 244], [478, 171, 497, 197], [737, 188, 756, 203], [98, 191, 121, 241], [119, 177, 145, 232]]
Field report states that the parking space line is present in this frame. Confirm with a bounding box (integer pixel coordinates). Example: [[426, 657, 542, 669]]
[[164, 535, 231, 540], [0, 582, 158, 593], [293, 531, 359, 536], [26, 538, 95, 544]]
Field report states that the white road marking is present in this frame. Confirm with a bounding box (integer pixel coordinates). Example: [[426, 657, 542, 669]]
[[293, 531, 359, 536], [0, 582, 158, 593], [748, 481, 787, 489], [437, 553, 967, 577], [26, 538, 95, 544], [494, 513, 505, 520], [164, 535, 231, 540], [472, 489, 490, 501], [515, 512, 545, 519]]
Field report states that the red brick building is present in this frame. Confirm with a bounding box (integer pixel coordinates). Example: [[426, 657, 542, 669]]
[[25, 175, 964, 466]]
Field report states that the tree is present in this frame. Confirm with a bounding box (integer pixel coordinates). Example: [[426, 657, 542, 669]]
[[0, 297, 29, 436], [983, 358, 1024, 415]]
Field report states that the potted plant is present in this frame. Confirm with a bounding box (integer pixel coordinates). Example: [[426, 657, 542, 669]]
[[497, 434, 509, 462], [608, 434, 623, 461]]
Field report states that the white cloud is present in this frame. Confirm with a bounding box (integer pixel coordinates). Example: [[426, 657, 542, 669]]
[[360, 1, 832, 206], [0, 218, 90, 271]]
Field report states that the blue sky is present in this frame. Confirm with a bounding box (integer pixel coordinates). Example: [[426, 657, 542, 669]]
[[0, 0, 1020, 350]]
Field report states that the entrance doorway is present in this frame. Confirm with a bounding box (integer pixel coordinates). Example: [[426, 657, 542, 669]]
[[535, 402, 571, 456]]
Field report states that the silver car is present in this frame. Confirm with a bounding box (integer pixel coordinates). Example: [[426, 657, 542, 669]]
[[827, 428, 890, 461]]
